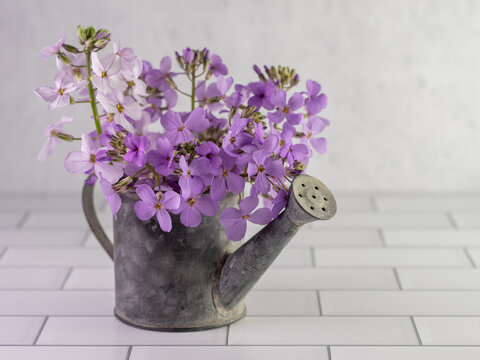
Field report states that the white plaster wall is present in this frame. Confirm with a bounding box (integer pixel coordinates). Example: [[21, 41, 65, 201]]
[[1, 0, 479, 194]]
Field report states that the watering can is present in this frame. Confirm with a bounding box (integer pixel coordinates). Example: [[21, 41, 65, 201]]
[[82, 174, 336, 331]]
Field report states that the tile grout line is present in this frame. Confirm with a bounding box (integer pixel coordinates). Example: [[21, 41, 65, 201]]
[[327, 345, 332, 360], [59, 267, 74, 289], [310, 247, 316, 267], [410, 316, 423, 345], [125, 346, 132, 360], [463, 247, 476, 268], [33, 316, 49, 345], [16, 210, 31, 229], [377, 228, 387, 247], [369, 195, 379, 212], [317, 290, 323, 316], [393, 267, 403, 290], [445, 211, 458, 229]]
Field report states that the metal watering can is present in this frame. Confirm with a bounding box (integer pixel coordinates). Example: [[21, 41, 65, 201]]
[[82, 174, 336, 331]]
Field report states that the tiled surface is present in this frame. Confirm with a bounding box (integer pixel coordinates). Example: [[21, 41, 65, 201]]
[[1, 192, 480, 357]]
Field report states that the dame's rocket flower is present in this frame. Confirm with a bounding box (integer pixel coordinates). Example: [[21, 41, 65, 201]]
[[305, 80, 327, 115], [247, 150, 285, 194], [34, 73, 83, 110], [64, 134, 123, 183], [133, 184, 180, 232], [97, 92, 142, 133], [220, 196, 272, 241], [91, 52, 125, 95], [37, 116, 73, 162], [41, 35, 66, 58], [161, 108, 209, 145], [268, 90, 304, 125], [123, 133, 150, 167]]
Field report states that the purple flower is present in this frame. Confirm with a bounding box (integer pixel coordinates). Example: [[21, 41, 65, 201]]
[[301, 116, 329, 154], [37, 116, 73, 162], [247, 150, 285, 194], [183, 47, 194, 64], [248, 81, 275, 110], [41, 35, 66, 58], [225, 84, 249, 108], [196, 141, 221, 170], [209, 54, 228, 77], [211, 151, 245, 201], [64, 134, 123, 183], [97, 92, 141, 133], [161, 108, 209, 145], [279, 123, 309, 165], [146, 138, 175, 176], [145, 56, 176, 91], [222, 116, 252, 156], [124, 134, 150, 167], [91, 52, 125, 95], [34, 73, 83, 110], [272, 189, 289, 218], [268, 90, 304, 125], [133, 184, 180, 232], [99, 177, 121, 219], [178, 156, 211, 197], [220, 196, 272, 241], [305, 80, 327, 115], [176, 190, 219, 228]]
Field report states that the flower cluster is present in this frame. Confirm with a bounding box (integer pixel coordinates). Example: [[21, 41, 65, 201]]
[[35, 26, 330, 241]]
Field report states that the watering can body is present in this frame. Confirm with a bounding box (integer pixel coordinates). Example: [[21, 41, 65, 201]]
[[82, 174, 336, 331]]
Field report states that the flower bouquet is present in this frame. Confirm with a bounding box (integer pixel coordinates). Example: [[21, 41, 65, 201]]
[[34, 26, 335, 331]]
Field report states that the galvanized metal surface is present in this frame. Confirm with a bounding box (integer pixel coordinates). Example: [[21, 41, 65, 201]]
[[82, 174, 336, 331]]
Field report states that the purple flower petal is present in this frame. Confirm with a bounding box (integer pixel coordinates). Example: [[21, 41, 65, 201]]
[[249, 207, 272, 225], [134, 200, 156, 221], [156, 208, 172, 232], [184, 107, 209, 133], [64, 151, 92, 174], [136, 184, 157, 205], [226, 172, 244, 194], [310, 137, 327, 154], [239, 196, 259, 215], [268, 110, 285, 124], [287, 93, 304, 111], [180, 206, 202, 227], [161, 190, 181, 210], [255, 172, 271, 194], [286, 112, 302, 125], [195, 196, 219, 216], [224, 218, 246, 241], [211, 176, 227, 201]]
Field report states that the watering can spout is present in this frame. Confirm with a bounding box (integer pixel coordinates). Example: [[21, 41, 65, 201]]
[[213, 174, 337, 314]]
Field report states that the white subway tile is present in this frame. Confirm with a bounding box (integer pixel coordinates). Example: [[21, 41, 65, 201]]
[[333, 194, 373, 211], [451, 212, 480, 228], [321, 291, 480, 315], [384, 229, 480, 247], [292, 229, 382, 247], [314, 248, 469, 267], [64, 268, 114, 289], [0, 211, 25, 228], [415, 317, 480, 345], [308, 212, 451, 229], [398, 269, 480, 289], [273, 248, 312, 267], [228, 316, 417, 345], [130, 346, 328, 360], [0, 229, 85, 247], [0, 268, 69, 289], [0, 316, 45, 344], [254, 268, 398, 290], [331, 346, 480, 360], [376, 195, 480, 211], [0, 290, 113, 315], [0, 346, 128, 360], [37, 316, 227, 345], [0, 248, 112, 266], [23, 210, 112, 230], [246, 290, 320, 315]]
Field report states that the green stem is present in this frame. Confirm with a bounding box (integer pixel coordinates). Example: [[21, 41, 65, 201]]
[[191, 68, 196, 111], [85, 50, 102, 135]]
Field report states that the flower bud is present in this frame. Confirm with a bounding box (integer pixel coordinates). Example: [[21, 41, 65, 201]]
[[62, 44, 80, 54], [77, 25, 87, 44], [113, 176, 133, 193], [58, 52, 71, 65], [55, 132, 74, 142], [94, 39, 108, 50]]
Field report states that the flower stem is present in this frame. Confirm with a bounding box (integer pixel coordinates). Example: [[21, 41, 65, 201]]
[[191, 68, 196, 111], [85, 50, 102, 135]]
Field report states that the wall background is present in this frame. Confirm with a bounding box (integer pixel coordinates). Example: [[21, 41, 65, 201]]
[[1, 0, 479, 194]]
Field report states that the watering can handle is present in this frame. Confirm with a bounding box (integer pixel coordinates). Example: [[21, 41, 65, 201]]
[[82, 182, 114, 260]]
